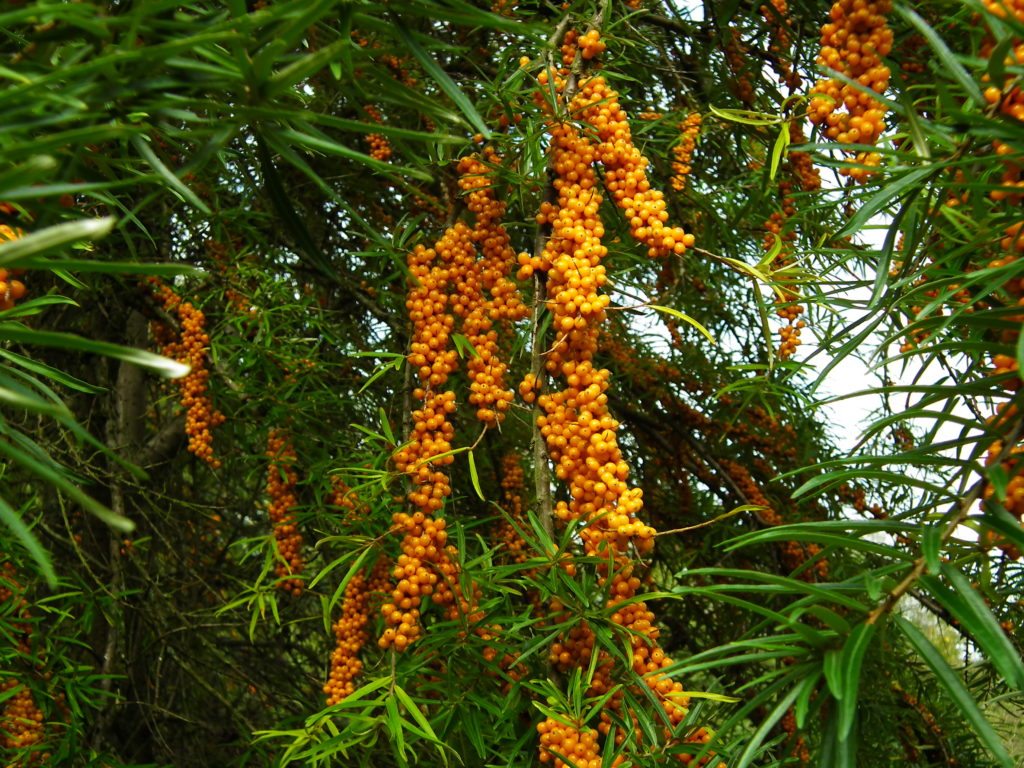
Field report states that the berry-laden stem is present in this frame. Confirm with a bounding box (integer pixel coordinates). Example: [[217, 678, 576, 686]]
[[266, 429, 304, 595]]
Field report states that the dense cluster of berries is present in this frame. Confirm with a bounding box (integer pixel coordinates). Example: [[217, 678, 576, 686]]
[[148, 279, 225, 467], [764, 124, 821, 360], [0, 225, 28, 312], [384, 152, 530, 648], [266, 429, 304, 595], [455, 149, 530, 424], [576, 77, 696, 259], [384, 206, 464, 648], [670, 113, 701, 192], [206, 237, 253, 316], [982, 7, 1024, 203], [327, 475, 366, 523], [725, 29, 754, 106], [808, 0, 893, 180], [363, 105, 392, 162], [1, 560, 47, 762], [761, 0, 800, 89], [379, 509, 456, 649], [975, 8, 1024, 558], [537, 718, 602, 768], [493, 454, 529, 565], [781, 707, 810, 765], [527, 35, 718, 765], [324, 557, 390, 705]]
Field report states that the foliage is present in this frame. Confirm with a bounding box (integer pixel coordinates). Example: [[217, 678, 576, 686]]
[[0, 0, 1022, 766]]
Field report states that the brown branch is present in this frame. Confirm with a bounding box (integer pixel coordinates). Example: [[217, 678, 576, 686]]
[[865, 414, 1024, 625]]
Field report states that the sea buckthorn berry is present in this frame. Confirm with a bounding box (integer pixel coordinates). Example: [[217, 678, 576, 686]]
[[147, 279, 225, 467], [324, 557, 390, 705], [0, 225, 28, 311], [266, 429, 304, 594], [671, 113, 701, 191], [526, 55, 718, 767], [808, 0, 893, 180]]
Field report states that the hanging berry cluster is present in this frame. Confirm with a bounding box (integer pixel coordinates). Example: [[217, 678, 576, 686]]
[[982, 0, 1024, 203], [725, 29, 754, 107], [0, 224, 28, 312], [764, 124, 821, 360], [363, 104, 392, 162], [527, 30, 718, 766], [454, 149, 530, 424], [384, 152, 527, 650], [266, 429, 304, 595], [760, 0, 800, 90], [976, 2, 1024, 559], [324, 556, 390, 705], [147, 279, 225, 467], [808, 0, 893, 180], [670, 113, 701, 192], [0, 559, 48, 763], [492, 453, 529, 566]]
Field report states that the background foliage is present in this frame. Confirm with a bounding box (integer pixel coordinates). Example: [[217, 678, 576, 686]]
[[0, 0, 1022, 766]]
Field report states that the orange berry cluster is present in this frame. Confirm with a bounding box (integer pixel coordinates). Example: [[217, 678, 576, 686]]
[[578, 29, 605, 61], [324, 556, 390, 705], [977, 19, 1024, 554], [575, 76, 696, 259], [493, 453, 529, 565], [725, 28, 754, 107], [537, 717, 603, 768], [379, 510, 457, 650], [527, 41, 716, 764], [0, 224, 28, 312], [328, 475, 367, 523], [670, 113, 701, 192], [981, 6, 1024, 203], [761, 0, 801, 89], [808, 0, 893, 180], [363, 104, 392, 162], [1, 560, 47, 762], [385, 215, 465, 648], [266, 429, 304, 595], [781, 707, 810, 765], [894, 688, 950, 765], [528, 102, 653, 557], [148, 279, 225, 467], [454, 149, 530, 425], [206, 237, 252, 316], [764, 124, 821, 360], [384, 152, 530, 648]]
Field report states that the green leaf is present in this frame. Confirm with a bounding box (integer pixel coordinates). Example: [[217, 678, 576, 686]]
[[0, 349, 105, 393], [275, 126, 432, 181], [895, 616, 1013, 767], [835, 166, 933, 241], [769, 121, 791, 180], [708, 104, 782, 125], [0, 496, 57, 587], [837, 623, 876, 740], [896, 5, 986, 106], [451, 332, 481, 359], [0, 217, 115, 268], [131, 136, 212, 214], [393, 19, 489, 138], [922, 566, 1024, 689], [13, 258, 202, 277], [468, 450, 484, 501], [267, 38, 348, 97], [650, 305, 716, 345], [0, 324, 189, 379], [0, 437, 133, 533]]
